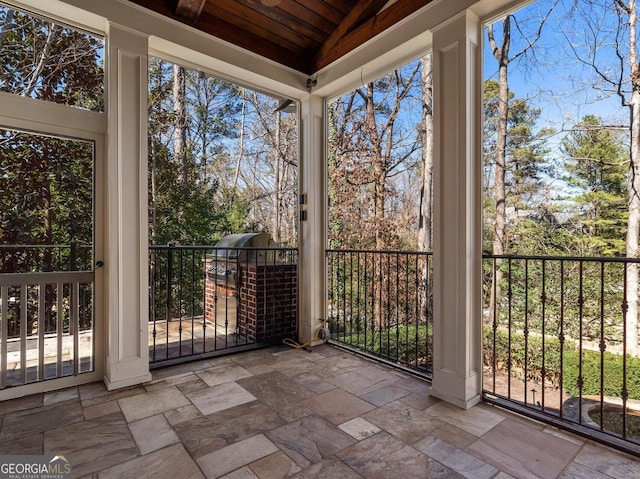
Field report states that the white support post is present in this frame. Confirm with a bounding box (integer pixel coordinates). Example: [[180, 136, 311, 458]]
[[430, 11, 483, 409], [298, 94, 326, 344], [103, 23, 152, 389]]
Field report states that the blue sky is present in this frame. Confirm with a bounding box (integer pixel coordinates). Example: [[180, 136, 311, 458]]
[[483, 0, 630, 128], [482, 0, 634, 203]]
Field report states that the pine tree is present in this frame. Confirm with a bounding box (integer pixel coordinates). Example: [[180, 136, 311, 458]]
[[563, 115, 627, 256]]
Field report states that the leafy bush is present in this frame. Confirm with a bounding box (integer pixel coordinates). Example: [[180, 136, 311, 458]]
[[337, 324, 432, 367], [483, 326, 572, 387], [484, 326, 640, 400], [563, 349, 640, 400]]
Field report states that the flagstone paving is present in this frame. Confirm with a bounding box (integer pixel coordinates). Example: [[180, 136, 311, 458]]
[[0, 344, 639, 478]]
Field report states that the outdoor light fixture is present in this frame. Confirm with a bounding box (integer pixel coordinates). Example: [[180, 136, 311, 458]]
[[275, 99, 296, 113]]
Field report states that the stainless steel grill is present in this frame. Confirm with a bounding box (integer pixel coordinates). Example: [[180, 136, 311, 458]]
[[207, 233, 275, 289]]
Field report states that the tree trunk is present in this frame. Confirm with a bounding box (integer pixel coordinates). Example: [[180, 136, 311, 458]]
[[488, 18, 511, 325], [173, 64, 187, 187], [273, 111, 282, 244], [233, 90, 246, 191], [364, 82, 387, 328]]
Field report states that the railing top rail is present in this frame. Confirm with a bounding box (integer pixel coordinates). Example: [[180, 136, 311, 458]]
[[0, 244, 92, 249], [483, 252, 640, 263], [326, 248, 432, 255], [0, 271, 93, 286], [149, 245, 298, 251]]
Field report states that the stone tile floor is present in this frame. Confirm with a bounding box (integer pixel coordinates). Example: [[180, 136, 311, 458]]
[[0, 344, 639, 478]]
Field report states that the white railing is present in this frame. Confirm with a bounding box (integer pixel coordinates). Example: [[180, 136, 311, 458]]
[[0, 271, 94, 388]]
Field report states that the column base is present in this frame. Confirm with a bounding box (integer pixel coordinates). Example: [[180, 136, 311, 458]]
[[103, 357, 152, 390], [430, 369, 482, 410]]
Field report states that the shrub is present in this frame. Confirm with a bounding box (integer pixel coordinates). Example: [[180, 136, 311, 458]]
[[484, 326, 640, 400], [338, 324, 432, 366], [563, 349, 640, 400], [483, 326, 572, 388]]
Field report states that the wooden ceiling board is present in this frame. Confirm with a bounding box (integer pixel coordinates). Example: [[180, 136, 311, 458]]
[[238, 2, 328, 45], [126, 0, 431, 75], [324, 0, 361, 16], [313, 0, 434, 72], [195, 8, 312, 72], [313, 0, 389, 68], [203, 0, 316, 53]]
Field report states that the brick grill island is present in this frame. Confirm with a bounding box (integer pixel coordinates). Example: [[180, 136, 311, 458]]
[[238, 263, 297, 343], [204, 233, 297, 343]]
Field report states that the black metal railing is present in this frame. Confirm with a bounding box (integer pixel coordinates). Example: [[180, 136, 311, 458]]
[[483, 253, 640, 454], [327, 249, 433, 377], [149, 245, 298, 366]]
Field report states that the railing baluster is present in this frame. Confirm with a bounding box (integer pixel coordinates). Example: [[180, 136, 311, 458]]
[[22, 285, 29, 383], [356, 251, 361, 346], [178, 248, 184, 357], [1, 285, 8, 389], [559, 260, 565, 419], [492, 257, 497, 395], [541, 259, 546, 411], [599, 261, 606, 431], [622, 262, 629, 439], [578, 260, 584, 424], [191, 249, 195, 355], [524, 259, 529, 406], [38, 283, 45, 381], [363, 252, 368, 352], [73, 281, 80, 375], [507, 258, 512, 400], [56, 283, 63, 378], [166, 245, 173, 360]]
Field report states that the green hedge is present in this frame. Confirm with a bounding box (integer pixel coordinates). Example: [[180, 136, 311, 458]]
[[484, 326, 640, 400], [483, 326, 571, 388], [563, 349, 640, 400], [336, 324, 432, 366]]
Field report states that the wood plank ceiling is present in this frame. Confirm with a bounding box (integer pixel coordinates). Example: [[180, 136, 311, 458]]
[[127, 0, 433, 75]]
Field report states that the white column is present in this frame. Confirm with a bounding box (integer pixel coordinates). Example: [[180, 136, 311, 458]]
[[430, 11, 483, 409], [298, 94, 326, 344], [103, 23, 152, 389]]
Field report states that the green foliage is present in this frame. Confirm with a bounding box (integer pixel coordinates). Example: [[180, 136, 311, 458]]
[[483, 79, 555, 255], [483, 326, 573, 388], [484, 326, 640, 401], [0, 6, 104, 110], [563, 349, 640, 400], [148, 58, 249, 245], [486, 252, 627, 342], [0, 130, 93, 272], [562, 115, 627, 256], [337, 323, 432, 368]]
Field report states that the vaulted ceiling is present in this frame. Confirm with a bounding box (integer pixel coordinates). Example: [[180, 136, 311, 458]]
[[126, 0, 433, 75]]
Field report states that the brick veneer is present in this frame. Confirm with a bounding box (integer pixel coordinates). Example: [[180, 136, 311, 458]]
[[204, 259, 297, 343], [237, 263, 297, 342]]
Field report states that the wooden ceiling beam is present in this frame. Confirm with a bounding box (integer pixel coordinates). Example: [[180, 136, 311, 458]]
[[314, 0, 388, 68], [313, 0, 433, 73], [175, 0, 206, 23]]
